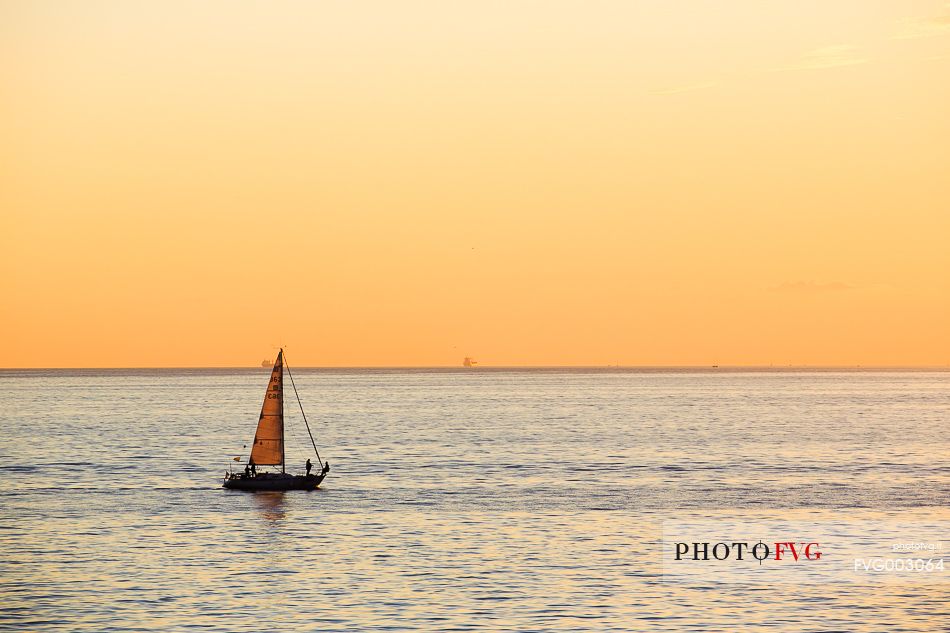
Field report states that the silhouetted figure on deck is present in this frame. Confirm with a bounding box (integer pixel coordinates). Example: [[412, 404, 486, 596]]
[[244, 464, 250, 478], [249, 459, 256, 477], [322, 461, 330, 475], [306, 458, 312, 476]]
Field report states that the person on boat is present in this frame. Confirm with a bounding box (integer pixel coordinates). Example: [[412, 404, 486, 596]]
[[244, 464, 250, 478], [322, 460, 330, 475], [249, 459, 256, 477], [306, 458, 312, 476]]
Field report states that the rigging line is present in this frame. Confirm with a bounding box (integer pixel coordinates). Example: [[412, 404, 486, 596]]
[[283, 352, 324, 468]]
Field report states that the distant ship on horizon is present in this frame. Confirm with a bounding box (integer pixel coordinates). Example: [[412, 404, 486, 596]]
[[261, 359, 272, 368], [463, 357, 478, 368]]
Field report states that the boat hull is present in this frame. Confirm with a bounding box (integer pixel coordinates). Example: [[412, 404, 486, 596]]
[[222, 472, 325, 491]]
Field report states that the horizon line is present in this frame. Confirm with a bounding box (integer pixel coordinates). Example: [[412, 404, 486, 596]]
[[2, 364, 949, 371]]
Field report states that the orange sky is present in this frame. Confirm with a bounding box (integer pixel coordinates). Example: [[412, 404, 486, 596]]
[[2, 1, 948, 367]]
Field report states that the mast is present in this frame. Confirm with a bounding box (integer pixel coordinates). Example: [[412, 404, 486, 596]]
[[280, 348, 285, 474]]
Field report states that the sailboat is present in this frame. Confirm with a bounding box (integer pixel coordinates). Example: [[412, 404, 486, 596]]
[[223, 349, 329, 491]]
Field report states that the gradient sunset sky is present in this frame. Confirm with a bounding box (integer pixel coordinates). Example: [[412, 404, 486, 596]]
[[2, 1, 948, 367]]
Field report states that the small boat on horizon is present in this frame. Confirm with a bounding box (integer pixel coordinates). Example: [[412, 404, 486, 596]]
[[261, 359, 272, 368], [463, 357, 478, 367], [224, 349, 329, 492]]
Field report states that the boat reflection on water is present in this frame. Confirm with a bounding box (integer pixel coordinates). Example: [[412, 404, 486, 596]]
[[254, 491, 287, 521]]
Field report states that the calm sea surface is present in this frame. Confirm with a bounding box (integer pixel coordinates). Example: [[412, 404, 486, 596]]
[[1, 369, 947, 631]]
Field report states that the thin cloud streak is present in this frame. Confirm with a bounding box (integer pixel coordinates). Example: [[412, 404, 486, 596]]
[[769, 281, 855, 294], [893, 4, 950, 40], [649, 81, 719, 96], [776, 45, 869, 71]]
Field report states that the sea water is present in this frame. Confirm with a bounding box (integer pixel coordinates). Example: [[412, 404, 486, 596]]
[[1, 369, 947, 631]]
